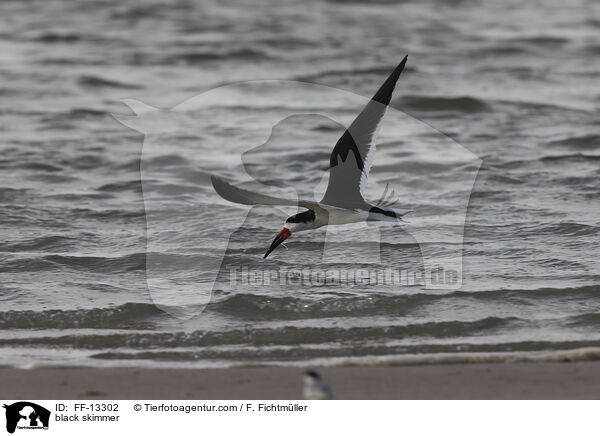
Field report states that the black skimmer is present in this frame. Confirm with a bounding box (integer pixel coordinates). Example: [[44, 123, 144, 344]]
[[302, 370, 333, 400], [212, 55, 413, 258]]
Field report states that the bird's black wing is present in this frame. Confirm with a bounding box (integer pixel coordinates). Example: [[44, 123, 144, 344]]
[[320, 56, 407, 208], [211, 176, 320, 211]]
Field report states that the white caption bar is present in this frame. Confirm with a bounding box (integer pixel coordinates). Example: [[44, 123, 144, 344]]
[[0, 400, 597, 435]]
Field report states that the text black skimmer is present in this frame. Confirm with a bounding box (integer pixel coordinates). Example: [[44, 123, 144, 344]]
[[212, 55, 413, 258]]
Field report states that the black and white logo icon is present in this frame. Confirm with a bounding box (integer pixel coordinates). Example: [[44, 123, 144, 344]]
[[3, 402, 50, 434]]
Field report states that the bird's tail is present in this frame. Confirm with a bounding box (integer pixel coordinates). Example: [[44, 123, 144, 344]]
[[368, 205, 413, 223]]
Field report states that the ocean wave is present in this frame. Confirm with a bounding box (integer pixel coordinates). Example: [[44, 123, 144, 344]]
[[503, 36, 570, 47], [97, 180, 142, 193], [87, 344, 600, 364], [517, 222, 598, 237], [399, 95, 489, 113], [210, 293, 415, 319], [566, 313, 600, 327], [0, 303, 161, 330], [296, 64, 417, 82], [30, 32, 82, 43], [142, 154, 191, 168], [540, 153, 600, 163], [0, 253, 146, 274], [67, 208, 145, 221], [489, 153, 600, 170], [0, 316, 516, 350], [547, 134, 600, 150], [314, 346, 600, 368], [3, 285, 595, 330], [212, 285, 600, 319], [0, 188, 30, 202], [14, 162, 63, 172], [77, 75, 143, 89], [0, 235, 77, 252], [162, 48, 271, 65]]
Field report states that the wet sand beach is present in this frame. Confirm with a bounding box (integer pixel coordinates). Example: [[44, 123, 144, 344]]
[[3, 361, 600, 400]]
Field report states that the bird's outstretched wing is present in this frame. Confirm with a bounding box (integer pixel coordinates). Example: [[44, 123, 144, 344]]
[[211, 176, 320, 211], [321, 56, 408, 208]]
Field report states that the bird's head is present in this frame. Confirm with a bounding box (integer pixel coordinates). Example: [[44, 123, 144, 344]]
[[263, 210, 316, 258], [304, 370, 321, 380]]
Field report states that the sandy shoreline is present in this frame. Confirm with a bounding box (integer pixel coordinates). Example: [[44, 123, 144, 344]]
[[2, 361, 600, 400]]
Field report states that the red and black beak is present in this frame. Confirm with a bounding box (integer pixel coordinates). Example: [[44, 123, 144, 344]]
[[264, 227, 291, 258]]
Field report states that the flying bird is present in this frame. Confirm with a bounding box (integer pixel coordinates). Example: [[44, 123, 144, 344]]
[[212, 55, 413, 258], [302, 370, 333, 400]]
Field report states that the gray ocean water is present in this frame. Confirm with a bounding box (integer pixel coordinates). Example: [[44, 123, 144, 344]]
[[1, 0, 599, 369]]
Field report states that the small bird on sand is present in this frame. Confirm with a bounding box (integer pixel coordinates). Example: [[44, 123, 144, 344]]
[[302, 370, 333, 400]]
